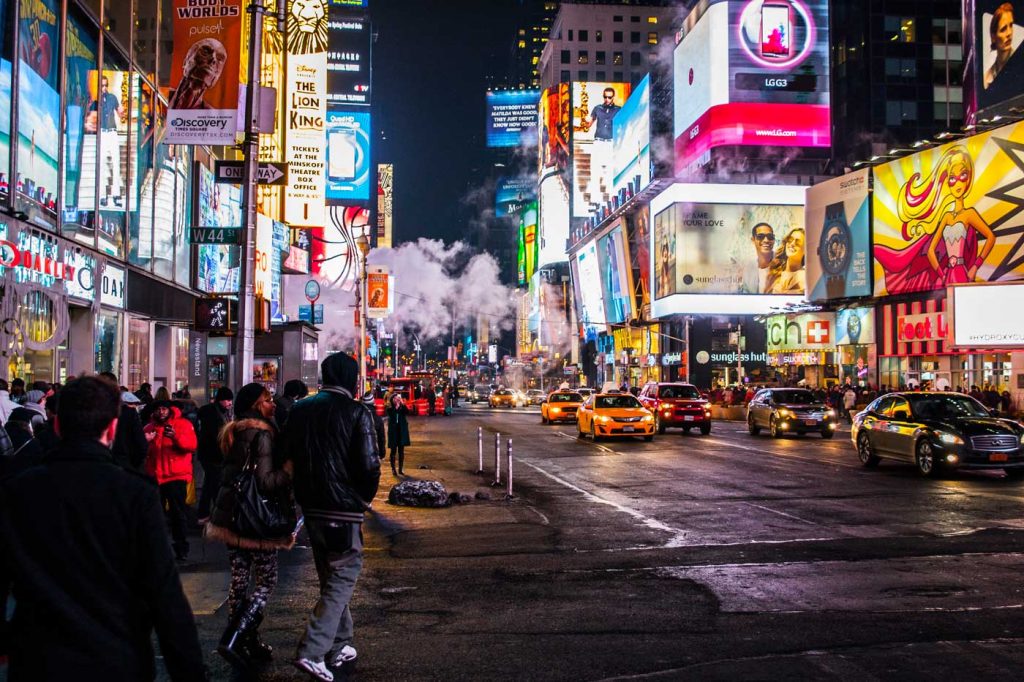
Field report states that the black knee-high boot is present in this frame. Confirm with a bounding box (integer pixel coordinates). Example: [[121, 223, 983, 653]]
[[217, 599, 263, 669], [390, 449, 398, 475], [243, 607, 273, 662], [398, 447, 405, 474]]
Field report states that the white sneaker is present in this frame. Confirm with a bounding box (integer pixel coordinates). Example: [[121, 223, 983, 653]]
[[330, 645, 358, 668], [292, 657, 334, 681]]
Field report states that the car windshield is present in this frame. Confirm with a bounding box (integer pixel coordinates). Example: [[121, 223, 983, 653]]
[[596, 395, 642, 409], [495, 390, 513, 396], [659, 385, 701, 399], [908, 394, 991, 419], [774, 390, 816, 404], [550, 393, 582, 403]]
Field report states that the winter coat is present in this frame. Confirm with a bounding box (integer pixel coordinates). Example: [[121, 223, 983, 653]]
[[112, 404, 149, 471], [0, 438, 205, 679], [19, 400, 46, 433], [284, 353, 380, 527], [196, 402, 231, 465], [274, 395, 296, 429], [209, 415, 292, 540], [143, 407, 197, 486], [843, 390, 857, 410], [386, 403, 412, 448], [0, 390, 17, 425], [370, 411, 386, 459]]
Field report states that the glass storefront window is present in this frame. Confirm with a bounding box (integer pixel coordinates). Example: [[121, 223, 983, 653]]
[[174, 327, 189, 391], [134, 75, 163, 276], [63, 6, 99, 248], [0, 0, 12, 208], [16, 0, 61, 229], [104, 0, 133, 61], [97, 42, 130, 258], [95, 310, 122, 376], [127, 317, 150, 391], [173, 144, 192, 286], [133, 0, 157, 80]]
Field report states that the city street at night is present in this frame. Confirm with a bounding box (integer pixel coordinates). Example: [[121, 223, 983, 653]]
[[175, 407, 1024, 680]]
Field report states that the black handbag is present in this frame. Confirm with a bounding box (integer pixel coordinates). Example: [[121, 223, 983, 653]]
[[232, 446, 296, 539]]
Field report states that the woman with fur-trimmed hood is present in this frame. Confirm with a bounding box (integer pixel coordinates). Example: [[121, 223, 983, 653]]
[[207, 382, 294, 671]]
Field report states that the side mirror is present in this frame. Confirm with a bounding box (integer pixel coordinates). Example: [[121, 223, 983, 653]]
[[892, 410, 910, 421]]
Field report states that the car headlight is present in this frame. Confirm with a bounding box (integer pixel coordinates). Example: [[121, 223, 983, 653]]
[[1019, 432, 1024, 445], [551, 407, 561, 413], [825, 409, 836, 418], [935, 431, 964, 445], [778, 408, 791, 417], [598, 415, 611, 423], [642, 415, 654, 422]]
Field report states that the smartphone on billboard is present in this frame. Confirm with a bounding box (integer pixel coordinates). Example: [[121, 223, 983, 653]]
[[328, 130, 357, 181], [760, 1, 792, 59]]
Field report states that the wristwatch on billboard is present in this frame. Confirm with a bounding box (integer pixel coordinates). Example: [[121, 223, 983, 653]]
[[819, 202, 852, 298]]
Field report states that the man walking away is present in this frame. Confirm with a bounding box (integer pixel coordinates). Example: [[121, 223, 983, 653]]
[[0, 376, 206, 679], [196, 387, 233, 524], [100, 372, 149, 470], [275, 380, 309, 428], [286, 353, 381, 681]]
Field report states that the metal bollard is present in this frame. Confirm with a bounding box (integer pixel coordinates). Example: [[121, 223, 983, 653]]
[[494, 432, 502, 485], [476, 426, 484, 473], [506, 438, 514, 499]]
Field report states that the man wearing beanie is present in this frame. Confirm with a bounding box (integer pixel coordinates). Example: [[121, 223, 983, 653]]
[[285, 352, 380, 681], [99, 372, 148, 470], [196, 386, 234, 523], [21, 390, 47, 432]]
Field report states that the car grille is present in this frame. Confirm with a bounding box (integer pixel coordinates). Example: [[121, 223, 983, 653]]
[[970, 434, 1019, 451], [793, 411, 824, 420], [613, 416, 642, 423]]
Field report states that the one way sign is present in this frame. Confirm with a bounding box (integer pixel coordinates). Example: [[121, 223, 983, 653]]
[[214, 161, 289, 186]]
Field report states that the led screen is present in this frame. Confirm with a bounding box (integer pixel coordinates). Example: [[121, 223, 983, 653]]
[[520, 202, 539, 285], [537, 172, 569, 267], [496, 176, 535, 219], [805, 169, 871, 301], [195, 163, 243, 294], [325, 108, 371, 202], [613, 75, 651, 197], [327, 5, 371, 106], [972, 0, 1024, 117], [539, 83, 570, 173], [574, 241, 604, 341], [570, 81, 631, 218], [486, 89, 540, 148], [597, 223, 633, 324]]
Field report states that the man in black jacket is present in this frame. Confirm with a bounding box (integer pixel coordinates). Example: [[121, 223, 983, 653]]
[[0, 375, 206, 680], [196, 386, 233, 523], [100, 371, 149, 470], [286, 353, 380, 681]]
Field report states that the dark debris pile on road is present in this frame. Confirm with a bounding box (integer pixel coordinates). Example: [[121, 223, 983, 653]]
[[388, 480, 471, 507]]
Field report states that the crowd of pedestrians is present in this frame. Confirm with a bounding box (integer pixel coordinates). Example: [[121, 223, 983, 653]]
[[0, 351, 383, 681]]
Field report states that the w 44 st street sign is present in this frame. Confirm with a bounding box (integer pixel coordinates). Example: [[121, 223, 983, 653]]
[[213, 161, 289, 186]]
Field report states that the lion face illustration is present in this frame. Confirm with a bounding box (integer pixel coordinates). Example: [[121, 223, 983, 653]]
[[287, 0, 328, 55]]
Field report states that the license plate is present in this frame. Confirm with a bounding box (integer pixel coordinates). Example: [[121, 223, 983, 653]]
[[684, 416, 695, 422], [622, 426, 635, 433], [989, 453, 1009, 462], [805, 420, 817, 426]]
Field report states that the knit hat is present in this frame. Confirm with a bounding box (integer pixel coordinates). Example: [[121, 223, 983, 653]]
[[361, 390, 376, 405], [234, 382, 268, 417], [121, 391, 141, 405], [24, 389, 45, 405], [214, 386, 235, 402]]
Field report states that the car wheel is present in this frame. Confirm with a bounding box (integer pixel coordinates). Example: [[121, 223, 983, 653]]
[[591, 422, 602, 442], [577, 420, 586, 438], [656, 414, 666, 434], [820, 429, 834, 439], [769, 415, 783, 439], [541, 414, 547, 424], [857, 433, 879, 468], [699, 424, 711, 436], [748, 415, 761, 436], [643, 435, 654, 442], [915, 440, 943, 478]]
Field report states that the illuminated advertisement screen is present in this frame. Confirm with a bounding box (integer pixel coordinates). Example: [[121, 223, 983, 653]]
[[195, 163, 243, 294], [630, 205, 652, 307], [521, 201, 539, 284], [325, 108, 371, 202], [674, 0, 831, 175], [496, 176, 536, 219], [650, 183, 807, 315], [537, 172, 569, 267], [873, 121, 1024, 297], [805, 169, 871, 301], [972, 0, 1024, 116], [571, 81, 631, 218], [597, 222, 634, 324], [486, 89, 540, 148], [574, 241, 605, 340], [327, 5, 371, 106], [539, 84, 570, 173], [613, 75, 651, 197]]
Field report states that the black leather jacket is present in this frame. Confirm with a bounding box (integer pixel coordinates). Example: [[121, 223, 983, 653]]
[[284, 388, 380, 524]]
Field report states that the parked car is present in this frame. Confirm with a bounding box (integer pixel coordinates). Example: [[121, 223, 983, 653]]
[[747, 388, 837, 438], [541, 391, 584, 424], [852, 391, 1024, 478], [526, 389, 547, 405], [638, 382, 712, 435], [577, 393, 655, 442], [489, 388, 520, 408]]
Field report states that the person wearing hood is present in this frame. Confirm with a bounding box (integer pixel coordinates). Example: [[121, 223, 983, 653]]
[[196, 387, 234, 524], [274, 379, 309, 429], [208, 383, 294, 671], [285, 352, 380, 681], [0, 379, 19, 425], [144, 400, 198, 561], [100, 372, 150, 470], [361, 391, 386, 462], [20, 390, 47, 432], [1, 407, 44, 475]]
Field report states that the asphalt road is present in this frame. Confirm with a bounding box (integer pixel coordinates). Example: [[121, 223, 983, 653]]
[[148, 405, 1024, 679]]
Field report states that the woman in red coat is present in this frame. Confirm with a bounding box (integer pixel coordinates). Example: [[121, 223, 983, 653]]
[[144, 400, 198, 560]]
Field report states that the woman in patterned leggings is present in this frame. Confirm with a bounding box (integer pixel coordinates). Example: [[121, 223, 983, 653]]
[[207, 383, 296, 670]]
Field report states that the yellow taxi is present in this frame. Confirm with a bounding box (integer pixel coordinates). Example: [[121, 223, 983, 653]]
[[489, 388, 520, 408], [541, 390, 584, 424], [576, 392, 655, 441]]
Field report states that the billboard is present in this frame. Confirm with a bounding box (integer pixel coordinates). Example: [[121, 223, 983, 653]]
[[950, 283, 1024, 347], [836, 307, 875, 346], [285, 0, 329, 227], [195, 163, 243, 294], [377, 163, 393, 247], [367, 266, 389, 317], [327, 5, 371, 106], [518, 202, 539, 285], [613, 75, 651, 198], [496, 176, 535, 219], [573, 241, 604, 341], [165, 0, 243, 145], [630, 205, 652, 306], [570, 81, 631, 218], [537, 172, 569, 267], [873, 122, 1024, 297], [970, 0, 1024, 118], [805, 169, 871, 301], [325, 108, 372, 202], [486, 89, 540, 148], [650, 183, 807, 315], [539, 83, 570, 173], [765, 312, 835, 352], [311, 205, 371, 288], [673, 0, 831, 175], [597, 222, 634, 324]]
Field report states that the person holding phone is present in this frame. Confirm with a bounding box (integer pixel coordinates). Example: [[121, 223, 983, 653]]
[[386, 394, 412, 476], [143, 400, 198, 562]]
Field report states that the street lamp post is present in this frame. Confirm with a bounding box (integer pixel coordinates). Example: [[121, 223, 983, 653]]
[[356, 234, 370, 395]]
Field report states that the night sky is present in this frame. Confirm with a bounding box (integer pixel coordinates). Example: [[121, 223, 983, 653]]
[[372, 0, 522, 244]]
